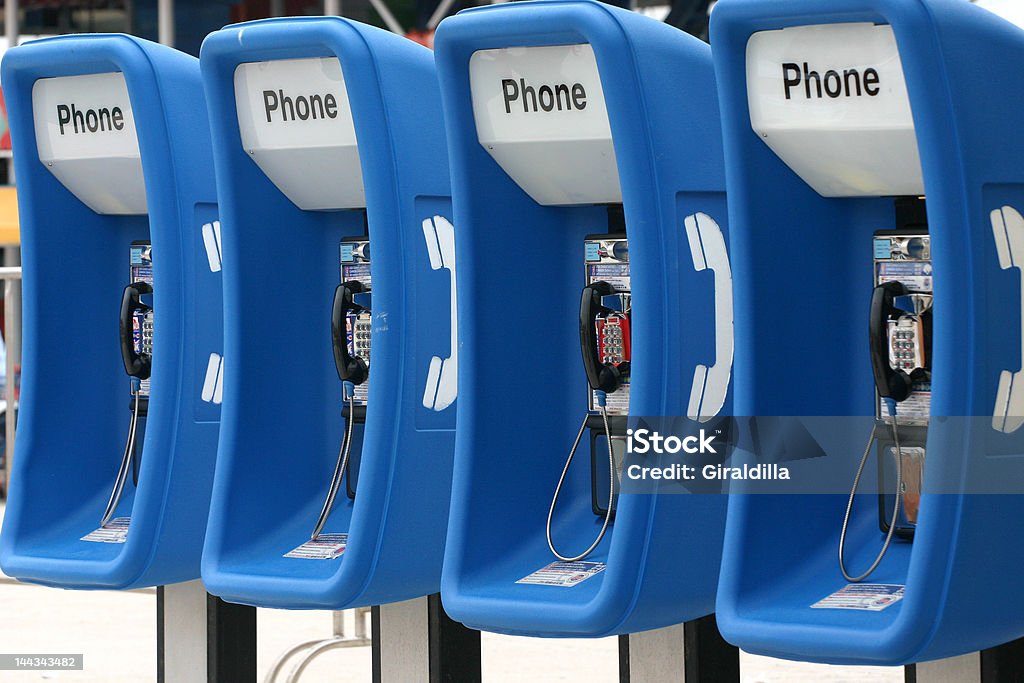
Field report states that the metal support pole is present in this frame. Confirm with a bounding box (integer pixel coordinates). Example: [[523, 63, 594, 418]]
[[5, 0, 19, 51], [270, 0, 285, 17], [426, 0, 458, 30], [1, 266, 21, 497], [5, 0, 18, 206], [619, 615, 740, 683], [157, 580, 257, 683], [324, 0, 341, 16], [158, 0, 174, 47], [371, 594, 481, 683], [906, 637, 1024, 683], [365, 0, 405, 34]]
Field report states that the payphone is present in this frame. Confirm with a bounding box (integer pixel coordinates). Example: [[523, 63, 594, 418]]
[[435, 0, 733, 637], [548, 229, 630, 561], [102, 242, 155, 528], [839, 218, 933, 581], [0, 35, 222, 589], [200, 16, 457, 609], [312, 237, 372, 539], [583, 232, 630, 519], [712, 0, 1024, 664], [871, 228, 931, 538]]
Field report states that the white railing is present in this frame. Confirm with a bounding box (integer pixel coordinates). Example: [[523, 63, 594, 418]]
[[264, 608, 372, 683]]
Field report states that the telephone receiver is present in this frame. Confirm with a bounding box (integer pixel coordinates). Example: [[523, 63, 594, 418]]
[[421, 215, 458, 412], [870, 281, 914, 402], [580, 280, 626, 393], [332, 280, 369, 385], [992, 205, 1024, 433], [684, 212, 733, 422], [120, 281, 153, 380]]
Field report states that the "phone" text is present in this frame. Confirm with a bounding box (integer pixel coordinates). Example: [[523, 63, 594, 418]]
[[263, 89, 340, 123], [782, 62, 881, 100], [501, 78, 587, 114], [56, 103, 125, 136]]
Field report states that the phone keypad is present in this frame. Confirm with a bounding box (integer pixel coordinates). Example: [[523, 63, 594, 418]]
[[350, 312, 372, 366], [141, 312, 154, 356], [888, 318, 924, 372], [597, 314, 630, 366]]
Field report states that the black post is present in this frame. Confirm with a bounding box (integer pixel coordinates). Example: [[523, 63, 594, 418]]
[[981, 637, 1024, 683], [372, 594, 481, 683], [619, 615, 740, 683], [906, 637, 1024, 683], [684, 614, 740, 683], [427, 593, 481, 682], [157, 582, 257, 683], [207, 593, 257, 683]]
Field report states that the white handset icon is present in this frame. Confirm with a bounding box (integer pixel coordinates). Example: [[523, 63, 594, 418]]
[[683, 212, 734, 423], [422, 215, 458, 412], [991, 205, 1024, 433]]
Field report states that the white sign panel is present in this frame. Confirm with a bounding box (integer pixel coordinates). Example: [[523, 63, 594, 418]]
[[746, 23, 924, 197], [33, 72, 147, 215], [235, 57, 364, 211], [470, 44, 620, 206]]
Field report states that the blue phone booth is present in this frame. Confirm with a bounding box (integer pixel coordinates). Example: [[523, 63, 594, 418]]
[[435, 0, 733, 636], [0, 35, 222, 589], [199, 17, 456, 609], [712, 0, 1024, 665]]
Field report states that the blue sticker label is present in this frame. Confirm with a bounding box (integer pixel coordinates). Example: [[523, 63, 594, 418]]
[[878, 261, 931, 277], [340, 244, 355, 263], [585, 242, 601, 262], [874, 238, 892, 259], [130, 248, 145, 265], [342, 263, 371, 284]]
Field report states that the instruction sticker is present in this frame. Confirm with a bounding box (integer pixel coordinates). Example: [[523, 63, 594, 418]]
[[80, 517, 130, 544], [516, 561, 606, 587], [812, 584, 905, 611], [284, 533, 348, 560]]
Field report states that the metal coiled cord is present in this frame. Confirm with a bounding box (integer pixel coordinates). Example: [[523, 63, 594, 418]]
[[547, 392, 616, 562], [101, 379, 142, 527], [838, 399, 904, 582], [311, 383, 356, 541]]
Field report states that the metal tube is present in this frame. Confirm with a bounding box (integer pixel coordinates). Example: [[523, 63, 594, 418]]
[[324, 0, 341, 16], [158, 0, 174, 47], [332, 611, 345, 638], [270, 0, 285, 17], [5, 0, 18, 191], [5, 0, 19, 51], [365, 0, 404, 33], [3, 272, 18, 491], [355, 607, 370, 640], [427, 0, 457, 29]]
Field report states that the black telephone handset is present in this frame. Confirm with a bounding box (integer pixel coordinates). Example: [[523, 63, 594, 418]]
[[332, 281, 369, 385], [580, 281, 629, 393], [869, 281, 913, 402], [120, 281, 153, 380]]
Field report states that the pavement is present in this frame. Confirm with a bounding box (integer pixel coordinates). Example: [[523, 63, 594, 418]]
[[0, 502, 903, 682]]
